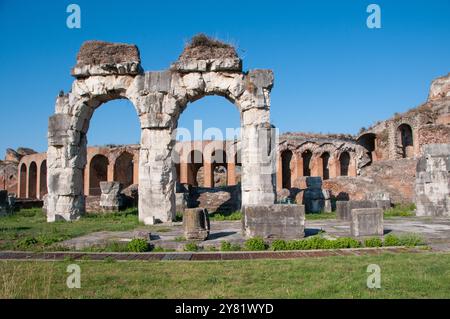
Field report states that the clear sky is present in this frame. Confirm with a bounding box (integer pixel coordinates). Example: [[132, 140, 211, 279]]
[[0, 0, 449, 156]]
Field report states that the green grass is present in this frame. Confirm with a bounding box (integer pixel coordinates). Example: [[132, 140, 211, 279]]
[[305, 212, 336, 220], [0, 208, 144, 251], [209, 211, 242, 221], [0, 252, 449, 298], [384, 203, 416, 218]]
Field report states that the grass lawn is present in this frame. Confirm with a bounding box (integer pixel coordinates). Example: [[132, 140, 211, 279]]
[[0, 208, 150, 251], [0, 252, 449, 298]]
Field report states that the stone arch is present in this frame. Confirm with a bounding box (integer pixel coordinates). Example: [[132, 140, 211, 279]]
[[89, 154, 109, 196], [40, 160, 47, 198], [339, 151, 350, 176], [46, 38, 275, 224], [28, 162, 37, 199], [281, 150, 293, 189], [113, 151, 134, 189], [320, 152, 330, 180], [357, 133, 377, 162], [19, 163, 27, 198], [302, 150, 313, 177], [397, 123, 414, 158]]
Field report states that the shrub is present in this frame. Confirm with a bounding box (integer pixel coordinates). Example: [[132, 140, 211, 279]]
[[364, 237, 383, 248], [271, 240, 288, 251], [383, 234, 400, 247], [184, 242, 199, 252], [220, 241, 241, 251], [244, 237, 268, 251], [384, 203, 416, 217], [332, 237, 361, 249], [127, 238, 149, 252]]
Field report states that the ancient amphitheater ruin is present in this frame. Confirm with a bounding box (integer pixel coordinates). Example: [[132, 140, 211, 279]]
[[1, 36, 449, 229]]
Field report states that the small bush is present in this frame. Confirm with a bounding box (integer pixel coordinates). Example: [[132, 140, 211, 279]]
[[332, 237, 361, 249], [127, 238, 149, 252], [384, 203, 416, 217], [383, 234, 400, 247], [221, 241, 241, 251], [184, 242, 199, 252], [271, 240, 288, 251], [244, 237, 268, 251], [364, 237, 383, 248]]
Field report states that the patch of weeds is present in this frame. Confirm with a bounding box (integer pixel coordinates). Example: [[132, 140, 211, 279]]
[[364, 237, 383, 248], [16, 237, 39, 249], [174, 236, 186, 242], [103, 256, 117, 263], [175, 212, 183, 222], [184, 242, 200, 252], [127, 238, 149, 252], [384, 203, 416, 218], [209, 211, 242, 221], [220, 241, 241, 252], [244, 237, 268, 251], [271, 240, 288, 251]]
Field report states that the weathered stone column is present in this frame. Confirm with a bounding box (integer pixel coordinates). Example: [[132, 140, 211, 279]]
[[138, 128, 176, 224], [240, 116, 276, 206]]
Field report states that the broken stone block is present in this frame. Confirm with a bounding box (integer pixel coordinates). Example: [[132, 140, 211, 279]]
[[242, 204, 305, 239], [48, 114, 72, 146], [71, 41, 142, 78], [183, 208, 210, 240], [350, 208, 384, 237], [100, 182, 123, 212], [336, 200, 379, 221]]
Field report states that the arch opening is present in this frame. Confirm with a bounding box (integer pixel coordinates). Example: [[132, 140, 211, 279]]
[[19, 163, 27, 198], [321, 152, 330, 180], [357, 133, 377, 162], [113, 152, 134, 189], [339, 152, 350, 176], [40, 160, 47, 198], [397, 124, 414, 158], [89, 155, 109, 196], [281, 150, 293, 189], [302, 150, 312, 177]]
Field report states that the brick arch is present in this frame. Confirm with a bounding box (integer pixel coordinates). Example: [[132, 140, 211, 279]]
[[28, 161, 38, 199], [39, 160, 47, 198], [397, 123, 414, 158], [113, 151, 134, 189], [88, 154, 109, 196]]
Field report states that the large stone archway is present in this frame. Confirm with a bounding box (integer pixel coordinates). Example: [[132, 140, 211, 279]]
[[47, 38, 276, 224]]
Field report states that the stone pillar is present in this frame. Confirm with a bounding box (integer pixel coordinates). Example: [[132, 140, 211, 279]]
[[415, 144, 450, 217], [100, 181, 122, 211], [47, 112, 86, 222], [36, 164, 41, 200], [303, 177, 324, 213], [350, 208, 384, 237], [83, 165, 90, 196], [107, 162, 114, 182], [240, 113, 276, 206], [138, 128, 176, 224], [183, 208, 210, 240]]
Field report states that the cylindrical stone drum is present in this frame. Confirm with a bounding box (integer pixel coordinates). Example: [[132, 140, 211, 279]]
[[183, 208, 210, 240]]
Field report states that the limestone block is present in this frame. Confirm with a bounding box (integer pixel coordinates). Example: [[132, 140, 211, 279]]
[[47, 167, 84, 195], [242, 204, 305, 239], [171, 58, 242, 73], [46, 194, 84, 222], [336, 200, 378, 221], [350, 208, 384, 237], [100, 181, 123, 212], [183, 208, 210, 240], [48, 114, 73, 146], [144, 71, 172, 93]]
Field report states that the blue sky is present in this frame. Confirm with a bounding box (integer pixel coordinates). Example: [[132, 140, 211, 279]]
[[0, 0, 449, 156]]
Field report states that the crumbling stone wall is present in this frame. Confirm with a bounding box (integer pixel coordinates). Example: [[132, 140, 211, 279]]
[[415, 144, 450, 217], [46, 37, 276, 224]]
